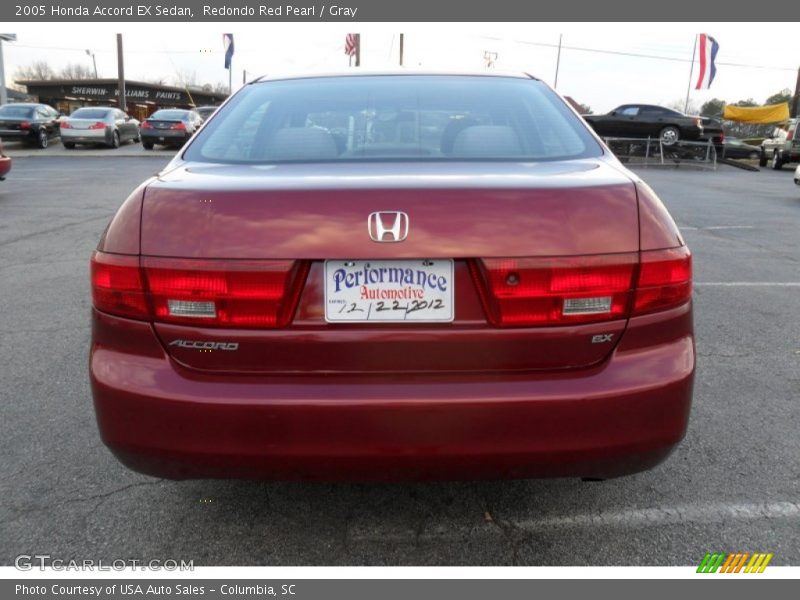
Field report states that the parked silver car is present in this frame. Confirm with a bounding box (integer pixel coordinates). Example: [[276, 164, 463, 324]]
[[60, 107, 140, 149]]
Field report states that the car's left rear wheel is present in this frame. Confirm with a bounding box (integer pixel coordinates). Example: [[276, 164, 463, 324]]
[[659, 126, 680, 146]]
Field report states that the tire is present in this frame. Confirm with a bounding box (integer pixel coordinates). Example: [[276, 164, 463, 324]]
[[133, 131, 141, 143], [771, 150, 783, 170], [142, 141, 154, 150], [759, 148, 768, 167], [109, 131, 120, 149], [63, 142, 75, 149], [37, 129, 49, 149], [659, 126, 680, 146]]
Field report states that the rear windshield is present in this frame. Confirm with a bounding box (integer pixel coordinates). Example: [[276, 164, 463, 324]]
[[0, 106, 35, 118], [70, 108, 111, 119], [183, 75, 603, 164], [151, 110, 189, 120]]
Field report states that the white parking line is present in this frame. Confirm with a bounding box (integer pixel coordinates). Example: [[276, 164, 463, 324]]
[[348, 501, 800, 541], [510, 501, 800, 531], [681, 226, 755, 230], [695, 282, 800, 287]]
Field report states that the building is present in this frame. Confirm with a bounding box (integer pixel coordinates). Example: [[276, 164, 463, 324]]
[[15, 78, 227, 121]]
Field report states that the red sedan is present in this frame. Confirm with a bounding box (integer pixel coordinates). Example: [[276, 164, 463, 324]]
[[90, 72, 694, 481]]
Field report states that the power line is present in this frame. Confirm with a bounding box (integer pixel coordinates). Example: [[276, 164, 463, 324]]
[[479, 36, 797, 72]]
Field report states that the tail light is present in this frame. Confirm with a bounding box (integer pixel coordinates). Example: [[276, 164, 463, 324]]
[[472, 247, 691, 327], [89, 122, 106, 130], [91, 253, 149, 320], [19, 121, 31, 129], [60, 121, 73, 129], [633, 246, 692, 315], [170, 122, 187, 130], [91, 252, 308, 328], [787, 130, 794, 142], [471, 254, 636, 326], [142, 121, 153, 129]]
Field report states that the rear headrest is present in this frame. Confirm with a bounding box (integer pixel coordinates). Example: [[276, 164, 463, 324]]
[[451, 125, 523, 157], [263, 128, 339, 161]]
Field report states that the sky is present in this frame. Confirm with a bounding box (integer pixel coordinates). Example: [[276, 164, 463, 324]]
[[2, 22, 798, 113]]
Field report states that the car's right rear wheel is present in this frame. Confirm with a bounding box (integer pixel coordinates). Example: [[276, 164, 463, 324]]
[[771, 150, 783, 170], [142, 141, 154, 150], [63, 142, 75, 149], [37, 129, 49, 149], [758, 148, 768, 167]]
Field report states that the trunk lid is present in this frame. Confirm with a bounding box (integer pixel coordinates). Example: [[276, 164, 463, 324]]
[[142, 159, 640, 374]]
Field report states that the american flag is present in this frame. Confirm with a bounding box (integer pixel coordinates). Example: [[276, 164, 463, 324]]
[[344, 33, 357, 57]]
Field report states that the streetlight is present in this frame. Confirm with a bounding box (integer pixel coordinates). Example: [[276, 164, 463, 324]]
[[0, 33, 17, 106], [85, 49, 98, 78]]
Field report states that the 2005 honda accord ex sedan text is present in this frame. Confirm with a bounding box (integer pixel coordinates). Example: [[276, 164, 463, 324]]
[[89, 72, 694, 481]]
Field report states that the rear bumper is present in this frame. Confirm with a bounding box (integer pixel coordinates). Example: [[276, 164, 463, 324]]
[[0, 130, 37, 143], [61, 129, 110, 144], [90, 306, 695, 481], [141, 131, 189, 145]]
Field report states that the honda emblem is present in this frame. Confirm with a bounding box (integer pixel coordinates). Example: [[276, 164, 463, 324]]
[[367, 211, 409, 243]]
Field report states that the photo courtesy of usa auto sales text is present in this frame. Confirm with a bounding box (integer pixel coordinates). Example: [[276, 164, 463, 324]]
[[15, 584, 298, 596]]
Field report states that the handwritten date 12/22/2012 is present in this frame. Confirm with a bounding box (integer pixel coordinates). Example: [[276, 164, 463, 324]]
[[339, 299, 446, 316]]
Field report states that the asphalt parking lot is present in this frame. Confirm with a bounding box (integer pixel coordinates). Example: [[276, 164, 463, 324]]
[[1, 156, 798, 566]]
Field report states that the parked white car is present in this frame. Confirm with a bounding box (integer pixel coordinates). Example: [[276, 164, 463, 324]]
[[794, 164, 800, 187]]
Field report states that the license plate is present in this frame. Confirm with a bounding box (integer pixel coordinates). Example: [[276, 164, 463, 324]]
[[324, 259, 454, 323]]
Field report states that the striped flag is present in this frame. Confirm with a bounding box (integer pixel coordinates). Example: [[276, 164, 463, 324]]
[[223, 33, 234, 70], [694, 34, 719, 90], [344, 33, 357, 57]]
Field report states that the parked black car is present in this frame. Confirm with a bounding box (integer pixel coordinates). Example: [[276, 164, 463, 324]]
[[722, 137, 762, 160], [0, 103, 61, 149], [584, 104, 724, 150], [140, 109, 203, 149]]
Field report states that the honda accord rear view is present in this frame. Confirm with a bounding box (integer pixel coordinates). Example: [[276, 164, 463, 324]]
[[90, 72, 694, 481]]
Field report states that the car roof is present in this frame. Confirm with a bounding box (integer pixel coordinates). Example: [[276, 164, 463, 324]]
[[253, 69, 538, 84]]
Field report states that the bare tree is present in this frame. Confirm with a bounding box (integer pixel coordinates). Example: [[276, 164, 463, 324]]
[[172, 69, 198, 88], [213, 81, 229, 95], [15, 60, 55, 81], [59, 63, 95, 80], [665, 99, 700, 114]]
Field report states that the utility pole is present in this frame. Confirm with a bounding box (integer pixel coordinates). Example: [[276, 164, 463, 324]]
[[116, 34, 126, 111], [399, 33, 404, 66], [355, 34, 361, 67], [0, 34, 17, 106], [792, 66, 800, 118]]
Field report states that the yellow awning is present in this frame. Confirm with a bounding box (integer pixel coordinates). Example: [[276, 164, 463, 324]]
[[723, 102, 791, 124]]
